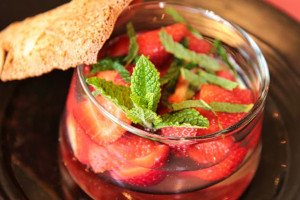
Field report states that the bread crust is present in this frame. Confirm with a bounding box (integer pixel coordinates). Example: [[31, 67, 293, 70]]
[[0, 0, 132, 81]]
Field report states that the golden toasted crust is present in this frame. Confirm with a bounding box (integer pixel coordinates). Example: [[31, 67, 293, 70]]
[[0, 0, 132, 81]]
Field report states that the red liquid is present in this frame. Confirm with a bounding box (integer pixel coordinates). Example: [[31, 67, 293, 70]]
[[59, 110, 261, 200]]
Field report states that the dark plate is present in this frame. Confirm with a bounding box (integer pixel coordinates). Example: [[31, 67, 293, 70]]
[[1, 0, 300, 199]]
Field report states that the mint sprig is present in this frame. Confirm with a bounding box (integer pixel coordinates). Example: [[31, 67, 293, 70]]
[[159, 29, 221, 72], [131, 55, 161, 112], [198, 69, 238, 90], [154, 108, 209, 129], [209, 102, 253, 113], [181, 68, 207, 87], [124, 22, 139, 65], [86, 77, 133, 112]]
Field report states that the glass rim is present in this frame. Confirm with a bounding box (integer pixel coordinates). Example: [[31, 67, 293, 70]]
[[77, 1, 270, 142]]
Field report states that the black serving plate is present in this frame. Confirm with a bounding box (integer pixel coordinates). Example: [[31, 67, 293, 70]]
[[1, 0, 300, 199]]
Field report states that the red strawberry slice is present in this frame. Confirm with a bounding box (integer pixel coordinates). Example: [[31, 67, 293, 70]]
[[168, 75, 189, 104], [113, 63, 134, 86], [183, 147, 247, 182], [198, 84, 253, 104], [107, 133, 170, 169], [137, 23, 187, 67], [73, 95, 131, 146], [111, 167, 166, 187], [109, 35, 130, 57], [185, 31, 211, 54], [188, 136, 235, 166], [216, 69, 235, 81], [160, 126, 198, 156], [108, 133, 170, 186]]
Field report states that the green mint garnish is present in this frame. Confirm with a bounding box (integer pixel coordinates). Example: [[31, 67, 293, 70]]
[[86, 77, 133, 112], [165, 7, 203, 39], [198, 70, 238, 90], [159, 29, 221, 72], [209, 102, 253, 113], [154, 108, 209, 129], [181, 68, 207, 87], [212, 39, 237, 78], [124, 22, 139, 65], [127, 107, 162, 128], [171, 100, 212, 111], [90, 57, 131, 83], [130, 55, 161, 112], [171, 99, 253, 113]]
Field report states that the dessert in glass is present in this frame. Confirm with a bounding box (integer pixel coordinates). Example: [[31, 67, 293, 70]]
[[59, 2, 270, 200]]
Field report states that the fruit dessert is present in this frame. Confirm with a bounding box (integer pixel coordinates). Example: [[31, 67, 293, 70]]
[[60, 7, 264, 200]]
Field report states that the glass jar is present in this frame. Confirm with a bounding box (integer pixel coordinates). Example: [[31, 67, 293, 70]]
[[59, 1, 269, 199]]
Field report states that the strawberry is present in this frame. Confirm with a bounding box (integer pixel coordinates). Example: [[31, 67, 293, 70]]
[[161, 127, 198, 138], [111, 167, 166, 187], [185, 31, 211, 54], [73, 95, 131, 146], [168, 75, 189, 104], [137, 23, 187, 67], [198, 84, 253, 105], [183, 147, 247, 181], [108, 35, 130, 57], [188, 136, 235, 166], [113, 64, 134, 86], [216, 69, 235, 81], [95, 70, 119, 82], [108, 133, 170, 186]]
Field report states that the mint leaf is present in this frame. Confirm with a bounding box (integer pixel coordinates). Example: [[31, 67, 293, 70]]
[[86, 77, 133, 111], [209, 102, 253, 113], [160, 58, 183, 86], [154, 108, 209, 129], [127, 107, 161, 129], [198, 70, 238, 90], [130, 55, 161, 112], [124, 22, 139, 65], [165, 7, 202, 39], [171, 99, 212, 111], [181, 68, 206, 87], [90, 57, 131, 83], [212, 39, 237, 77], [159, 29, 221, 72]]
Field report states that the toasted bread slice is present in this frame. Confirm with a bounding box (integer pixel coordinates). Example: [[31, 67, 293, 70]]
[[0, 0, 132, 81]]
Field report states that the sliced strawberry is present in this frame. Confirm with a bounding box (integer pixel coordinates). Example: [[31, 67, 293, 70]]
[[185, 32, 211, 54], [137, 23, 187, 67], [95, 70, 119, 82], [168, 75, 189, 104], [73, 95, 131, 145], [108, 134, 170, 186], [160, 126, 198, 156], [198, 84, 253, 104], [109, 35, 130, 57], [111, 167, 166, 187], [107, 133, 170, 169], [188, 136, 235, 166], [183, 147, 247, 182], [216, 69, 235, 81], [113, 64, 134, 86]]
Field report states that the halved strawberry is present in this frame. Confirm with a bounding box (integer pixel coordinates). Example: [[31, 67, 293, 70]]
[[188, 136, 235, 166], [73, 95, 131, 146], [113, 63, 134, 86], [216, 69, 235, 81], [168, 75, 189, 104], [198, 84, 253, 104], [137, 23, 187, 67], [185, 31, 211, 54], [111, 167, 166, 187], [108, 35, 130, 57], [107, 133, 170, 186], [183, 147, 247, 182]]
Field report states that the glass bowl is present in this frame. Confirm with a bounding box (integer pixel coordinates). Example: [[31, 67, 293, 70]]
[[59, 1, 269, 199]]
